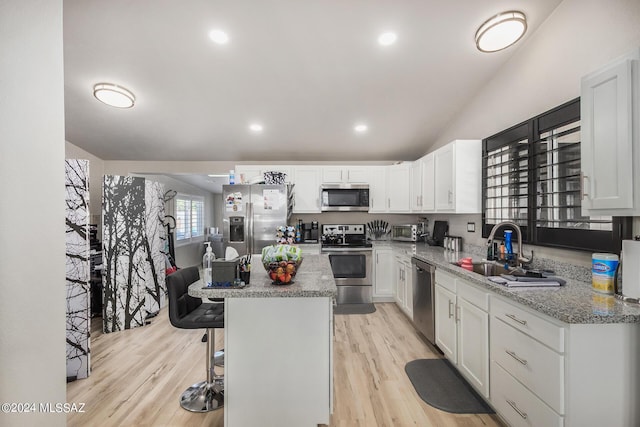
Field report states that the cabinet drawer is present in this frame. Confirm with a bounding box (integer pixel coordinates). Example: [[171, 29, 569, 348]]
[[491, 318, 564, 414], [491, 297, 564, 352], [435, 269, 456, 293], [491, 361, 563, 427], [457, 280, 488, 311]]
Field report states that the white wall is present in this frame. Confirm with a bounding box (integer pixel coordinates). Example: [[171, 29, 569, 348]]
[[428, 0, 640, 263], [0, 1, 67, 426], [431, 0, 640, 151]]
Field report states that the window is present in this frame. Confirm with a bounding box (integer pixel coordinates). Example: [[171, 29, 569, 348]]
[[483, 98, 630, 253], [175, 194, 205, 242]]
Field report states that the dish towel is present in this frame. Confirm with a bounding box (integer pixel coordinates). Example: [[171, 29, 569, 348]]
[[488, 276, 563, 287]]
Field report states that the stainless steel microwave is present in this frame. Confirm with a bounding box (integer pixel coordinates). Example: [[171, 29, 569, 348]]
[[320, 184, 369, 212]]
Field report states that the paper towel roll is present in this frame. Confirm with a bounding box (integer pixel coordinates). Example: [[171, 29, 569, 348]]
[[622, 240, 640, 299]]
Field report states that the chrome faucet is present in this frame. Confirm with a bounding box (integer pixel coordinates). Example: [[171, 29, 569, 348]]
[[486, 220, 531, 267]]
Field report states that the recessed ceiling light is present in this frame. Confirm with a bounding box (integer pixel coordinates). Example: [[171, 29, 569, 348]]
[[209, 29, 230, 45], [249, 123, 264, 133], [93, 83, 135, 108], [354, 124, 368, 133], [475, 11, 527, 53], [377, 32, 397, 46]]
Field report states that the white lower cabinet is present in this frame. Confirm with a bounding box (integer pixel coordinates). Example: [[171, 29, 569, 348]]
[[394, 253, 413, 319], [491, 362, 563, 427], [490, 295, 640, 427], [434, 270, 489, 398], [435, 283, 457, 359], [373, 247, 394, 301]]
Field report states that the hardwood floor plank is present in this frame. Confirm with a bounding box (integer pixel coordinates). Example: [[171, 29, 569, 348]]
[[68, 303, 504, 426]]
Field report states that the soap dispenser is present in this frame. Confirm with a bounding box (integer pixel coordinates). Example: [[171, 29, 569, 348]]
[[203, 242, 215, 286]]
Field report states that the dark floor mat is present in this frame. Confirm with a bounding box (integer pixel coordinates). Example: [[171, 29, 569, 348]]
[[333, 303, 376, 315], [405, 359, 494, 414]]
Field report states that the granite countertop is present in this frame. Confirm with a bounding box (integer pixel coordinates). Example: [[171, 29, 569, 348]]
[[188, 254, 337, 299], [377, 241, 640, 325]]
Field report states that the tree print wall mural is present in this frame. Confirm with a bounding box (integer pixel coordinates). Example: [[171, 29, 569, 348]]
[[65, 159, 90, 379], [102, 176, 166, 333]]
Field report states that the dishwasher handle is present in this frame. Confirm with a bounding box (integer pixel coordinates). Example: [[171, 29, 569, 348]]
[[411, 257, 436, 273]]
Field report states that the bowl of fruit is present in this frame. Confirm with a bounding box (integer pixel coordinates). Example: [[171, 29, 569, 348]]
[[261, 244, 303, 285]]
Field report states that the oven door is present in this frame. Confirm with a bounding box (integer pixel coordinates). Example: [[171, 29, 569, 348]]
[[323, 247, 373, 304]]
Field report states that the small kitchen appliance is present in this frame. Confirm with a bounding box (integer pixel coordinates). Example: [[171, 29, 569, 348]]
[[391, 224, 424, 242], [301, 221, 319, 243]]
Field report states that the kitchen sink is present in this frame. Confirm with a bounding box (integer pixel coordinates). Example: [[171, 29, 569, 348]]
[[451, 261, 512, 277], [471, 262, 512, 276]]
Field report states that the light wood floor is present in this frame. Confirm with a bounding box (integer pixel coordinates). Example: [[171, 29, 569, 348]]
[[68, 303, 504, 426]]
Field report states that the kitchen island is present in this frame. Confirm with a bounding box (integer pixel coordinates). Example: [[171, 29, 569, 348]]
[[188, 254, 336, 427]]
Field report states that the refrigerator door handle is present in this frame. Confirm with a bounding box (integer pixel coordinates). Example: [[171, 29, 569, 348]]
[[246, 202, 252, 256]]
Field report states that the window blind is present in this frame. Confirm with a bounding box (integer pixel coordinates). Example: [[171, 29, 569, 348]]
[[175, 194, 205, 242], [482, 98, 628, 252]]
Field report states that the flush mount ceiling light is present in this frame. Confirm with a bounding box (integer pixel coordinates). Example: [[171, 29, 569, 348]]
[[93, 83, 135, 108], [354, 123, 368, 133], [377, 32, 397, 46], [475, 11, 527, 53], [249, 123, 263, 133], [209, 29, 230, 45]]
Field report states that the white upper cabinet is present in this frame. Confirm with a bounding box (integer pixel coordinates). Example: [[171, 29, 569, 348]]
[[421, 152, 436, 212], [387, 163, 411, 212], [292, 167, 321, 213], [581, 48, 640, 215], [321, 166, 369, 184], [433, 140, 481, 213], [410, 161, 422, 212], [369, 166, 388, 213]]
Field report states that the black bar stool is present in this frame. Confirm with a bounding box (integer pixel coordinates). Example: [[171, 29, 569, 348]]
[[166, 266, 224, 412]]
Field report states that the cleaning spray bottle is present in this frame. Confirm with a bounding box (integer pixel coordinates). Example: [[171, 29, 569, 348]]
[[203, 242, 215, 286], [504, 230, 513, 262]]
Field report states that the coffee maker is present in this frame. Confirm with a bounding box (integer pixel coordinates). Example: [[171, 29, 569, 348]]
[[302, 221, 319, 243]]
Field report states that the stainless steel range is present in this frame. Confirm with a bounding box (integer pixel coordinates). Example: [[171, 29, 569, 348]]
[[321, 224, 372, 305]]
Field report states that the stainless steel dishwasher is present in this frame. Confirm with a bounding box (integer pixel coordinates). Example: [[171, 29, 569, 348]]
[[411, 257, 436, 344]]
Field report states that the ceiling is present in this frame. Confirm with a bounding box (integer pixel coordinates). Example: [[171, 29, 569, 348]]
[[63, 0, 563, 163]]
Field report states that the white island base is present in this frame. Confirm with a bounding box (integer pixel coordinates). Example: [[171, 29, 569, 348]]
[[224, 297, 333, 427]]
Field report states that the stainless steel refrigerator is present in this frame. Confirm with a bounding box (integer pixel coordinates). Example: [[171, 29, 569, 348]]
[[222, 184, 293, 256]]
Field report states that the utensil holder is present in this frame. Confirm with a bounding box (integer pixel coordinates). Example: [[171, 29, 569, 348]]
[[240, 271, 250, 284]]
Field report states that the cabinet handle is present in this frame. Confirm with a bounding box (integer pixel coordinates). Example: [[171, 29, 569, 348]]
[[448, 300, 454, 318], [506, 399, 528, 420], [580, 171, 589, 199], [347, 170, 350, 181], [455, 304, 460, 322], [448, 190, 452, 204], [505, 313, 527, 326], [505, 349, 528, 366], [388, 198, 390, 208]]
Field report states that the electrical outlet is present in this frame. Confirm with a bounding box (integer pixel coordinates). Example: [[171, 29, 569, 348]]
[[467, 222, 475, 232]]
